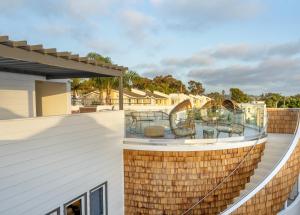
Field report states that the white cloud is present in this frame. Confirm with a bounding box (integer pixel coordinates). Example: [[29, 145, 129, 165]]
[[85, 38, 118, 55], [212, 44, 266, 61], [134, 39, 300, 95], [151, 0, 264, 29], [161, 54, 214, 67], [120, 9, 157, 42], [64, 0, 115, 18], [212, 41, 300, 61], [268, 40, 300, 56], [188, 57, 300, 94]]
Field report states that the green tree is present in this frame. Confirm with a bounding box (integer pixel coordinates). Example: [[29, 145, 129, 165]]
[[261, 93, 283, 108], [152, 75, 187, 94], [87, 52, 112, 64], [132, 76, 154, 91], [91, 77, 105, 104], [71, 78, 82, 97], [188, 80, 205, 95], [281, 96, 300, 108], [123, 70, 140, 89], [87, 52, 117, 104], [230, 88, 252, 103], [206, 92, 225, 106], [79, 79, 94, 94]]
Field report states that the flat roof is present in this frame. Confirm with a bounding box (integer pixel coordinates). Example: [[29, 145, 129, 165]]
[[0, 36, 127, 79]]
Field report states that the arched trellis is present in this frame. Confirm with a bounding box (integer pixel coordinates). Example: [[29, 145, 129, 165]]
[[222, 99, 241, 112]]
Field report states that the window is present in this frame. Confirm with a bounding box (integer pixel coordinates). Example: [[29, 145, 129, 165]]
[[90, 182, 107, 215], [46, 208, 60, 215], [64, 193, 87, 215]]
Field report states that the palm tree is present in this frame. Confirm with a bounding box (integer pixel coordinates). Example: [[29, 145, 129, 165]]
[[92, 77, 105, 104], [71, 78, 82, 98], [87, 52, 112, 64], [87, 52, 116, 104], [104, 77, 118, 104], [123, 70, 140, 89]]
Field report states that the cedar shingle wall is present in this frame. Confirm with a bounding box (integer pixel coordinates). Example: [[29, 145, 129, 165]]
[[124, 144, 265, 215], [267, 108, 298, 134]]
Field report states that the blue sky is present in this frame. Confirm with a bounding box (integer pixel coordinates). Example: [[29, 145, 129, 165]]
[[0, 0, 300, 95]]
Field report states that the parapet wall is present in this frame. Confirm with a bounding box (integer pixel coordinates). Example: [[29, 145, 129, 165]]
[[267, 108, 298, 134], [124, 143, 265, 215]]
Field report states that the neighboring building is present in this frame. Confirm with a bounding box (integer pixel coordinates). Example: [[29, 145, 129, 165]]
[[169, 93, 190, 105], [189, 94, 212, 108], [81, 88, 170, 106], [126, 88, 169, 105], [145, 91, 169, 105], [153, 91, 170, 105], [81, 89, 120, 106], [123, 89, 151, 105], [81, 89, 151, 106], [80, 88, 210, 108], [168, 93, 211, 108]]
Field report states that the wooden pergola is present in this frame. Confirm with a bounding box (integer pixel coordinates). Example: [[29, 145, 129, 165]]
[[0, 35, 127, 110]]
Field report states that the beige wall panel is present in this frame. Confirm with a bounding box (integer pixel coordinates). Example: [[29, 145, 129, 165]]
[[36, 81, 68, 117]]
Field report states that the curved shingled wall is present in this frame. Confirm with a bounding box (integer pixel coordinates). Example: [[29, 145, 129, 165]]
[[124, 143, 265, 214], [229, 108, 300, 215]]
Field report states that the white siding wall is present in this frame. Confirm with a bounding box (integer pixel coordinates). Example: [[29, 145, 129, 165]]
[[0, 71, 45, 119], [0, 111, 124, 215]]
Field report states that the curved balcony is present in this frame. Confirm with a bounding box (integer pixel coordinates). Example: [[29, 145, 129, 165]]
[[123, 107, 300, 214], [123, 103, 270, 214]]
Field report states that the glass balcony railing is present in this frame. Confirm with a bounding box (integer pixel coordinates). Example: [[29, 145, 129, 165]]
[[125, 105, 267, 140]]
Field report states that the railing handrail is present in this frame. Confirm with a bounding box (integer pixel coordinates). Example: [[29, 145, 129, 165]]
[[181, 114, 269, 215], [220, 110, 300, 215]]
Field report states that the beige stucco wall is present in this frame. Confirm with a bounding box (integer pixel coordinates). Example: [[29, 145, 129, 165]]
[[0, 71, 45, 120], [36, 81, 70, 117]]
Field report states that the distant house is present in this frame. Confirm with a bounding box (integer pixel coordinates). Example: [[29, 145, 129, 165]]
[[146, 91, 168, 105], [80, 89, 212, 108], [189, 94, 212, 108], [81, 88, 173, 106], [123, 89, 151, 105], [168, 93, 211, 108], [81, 89, 151, 106], [151, 91, 170, 105], [169, 93, 190, 105]]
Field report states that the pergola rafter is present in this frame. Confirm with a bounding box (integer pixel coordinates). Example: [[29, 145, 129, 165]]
[[0, 35, 127, 110]]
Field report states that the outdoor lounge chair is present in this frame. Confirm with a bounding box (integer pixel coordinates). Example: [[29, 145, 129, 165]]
[[216, 123, 244, 137], [216, 100, 245, 137], [169, 99, 196, 138]]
